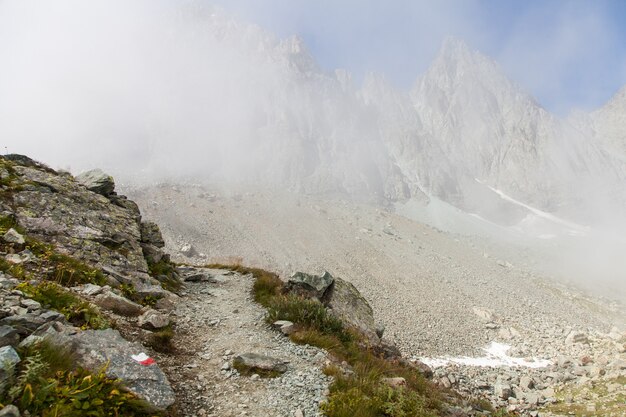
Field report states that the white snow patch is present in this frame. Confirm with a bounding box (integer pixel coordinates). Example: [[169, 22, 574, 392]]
[[474, 178, 589, 236], [420, 342, 551, 369]]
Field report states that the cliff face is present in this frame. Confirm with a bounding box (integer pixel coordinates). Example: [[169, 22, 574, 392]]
[[1, 154, 179, 296], [0, 155, 180, 412]]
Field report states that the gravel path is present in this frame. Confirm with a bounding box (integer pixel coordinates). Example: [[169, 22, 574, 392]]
[[156, 268, 330, 417]]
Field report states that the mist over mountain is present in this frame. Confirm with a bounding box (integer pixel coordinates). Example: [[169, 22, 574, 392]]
[[2, 3, 625, 229]]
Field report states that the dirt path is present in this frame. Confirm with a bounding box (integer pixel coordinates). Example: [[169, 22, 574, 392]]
[[156, 268, 330, 417]]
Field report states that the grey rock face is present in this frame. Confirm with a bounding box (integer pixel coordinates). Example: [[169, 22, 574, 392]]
[[287, 271, 334, 299], [0, 325, 19, 347], [75, 168, 115, 196], [232, 353, 289, 375], [94, 291, 143, 316], [323, 276, 378, 342], [140, 221, 165, 248], [71, 329, 175, 410], [0, 345, 20, 386]]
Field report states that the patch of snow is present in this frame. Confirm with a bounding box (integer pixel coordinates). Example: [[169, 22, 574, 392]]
[[420, 342, 551, 369]]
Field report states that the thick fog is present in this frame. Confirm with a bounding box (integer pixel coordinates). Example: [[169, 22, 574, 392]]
[[1, 1, 625, 299]]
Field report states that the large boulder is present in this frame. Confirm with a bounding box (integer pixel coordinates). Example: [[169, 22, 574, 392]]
[[75, 169, 115, 196], [322, 276, 379, 343], [286, 271, 334, 299], [70, 329, 175, 410]]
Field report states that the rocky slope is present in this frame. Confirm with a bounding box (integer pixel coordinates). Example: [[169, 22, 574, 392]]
[[129, 182, 626, 416]]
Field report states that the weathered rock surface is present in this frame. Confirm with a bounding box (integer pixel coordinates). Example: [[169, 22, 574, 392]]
[[2, 229, 24, 246], [94, 291, 143, 316], [75, 168, 115, 196], [0, 325, 19, 347], [70, 329, 175, 410], [322, 276, 379, 342], [138, 309, 170, 330], [0, 404, 20, 417], [232, 353, 289, 375], [286, 271, 334, 299], [140, 221, 165, 248], [0, 345, 20, 385]]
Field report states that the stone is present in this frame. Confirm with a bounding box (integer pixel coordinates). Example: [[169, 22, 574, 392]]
[[69, 329, 175, 410], [565, 331, 589, 345], [322, 276, 378, 342], [272, 320, 295, 336], [179, 243, 196, 257], [94, 291, 143, 316], [0, 405, 20, 417], [20, 298, 41, 311], [494, 381, 514, 399], [0, 325, 20, 347], [3, 228, 24, 245], [232, 353, 289, 375], [382, 377, 407, 387], [519, 376, 534, 390], [375, 324, 385, 338], [0, 346, 20, 385], [287, 271, 334, 299], [140, 222, 165, 248], [75, 168, 115, 196], [294, 409, 304, 417], [498, 326, 520, 340], [0, 313, 47, 335], [472, 306, 496, 322], [138, 310, 170, 330], [80, 283, 104, 296]]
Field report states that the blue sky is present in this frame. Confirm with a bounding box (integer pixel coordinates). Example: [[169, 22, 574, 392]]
[[215, 0, 626, 115]]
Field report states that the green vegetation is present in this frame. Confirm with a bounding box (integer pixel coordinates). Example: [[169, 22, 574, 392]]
[[544, 376, 626, 417], [146, 325, 174, 353], [146, 257, 182, 293], [0, 341, 160, 417], [17, 281, 111, 330]]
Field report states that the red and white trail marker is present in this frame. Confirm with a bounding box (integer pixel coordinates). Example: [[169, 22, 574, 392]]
[[131, 352, 156, 366]]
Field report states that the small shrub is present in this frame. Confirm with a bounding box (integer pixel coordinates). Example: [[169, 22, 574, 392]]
[[146, 325, 174, 353], [18, 282, 110, 330], [266, 295, 351, 342]]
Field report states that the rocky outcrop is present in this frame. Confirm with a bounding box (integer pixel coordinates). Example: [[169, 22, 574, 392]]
[[0, 155, 179, 412], [286, 270, 380, 343], [1, 155, 181, 296]]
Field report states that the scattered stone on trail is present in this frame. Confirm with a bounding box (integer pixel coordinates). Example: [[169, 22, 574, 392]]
[[75, 168, 115, 196], [2, 228, 24, 246], [272, 320, 296, 335], [94, 291, 143, 316], [294, 409, 305, 417], [138, 309, 170, 330], [70, 328, 175, 410], [376, 324, 385, 338], [232, 353, 289, 376], [286, 271, 334, 299], [494, 380, 514, 399]]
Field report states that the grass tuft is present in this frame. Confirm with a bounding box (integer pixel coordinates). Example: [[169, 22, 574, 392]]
[[17, 281, 111, 330]]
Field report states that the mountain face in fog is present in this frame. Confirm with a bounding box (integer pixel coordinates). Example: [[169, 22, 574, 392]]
[[241, 31, 626, 225], [3, 7, 625, 226]]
